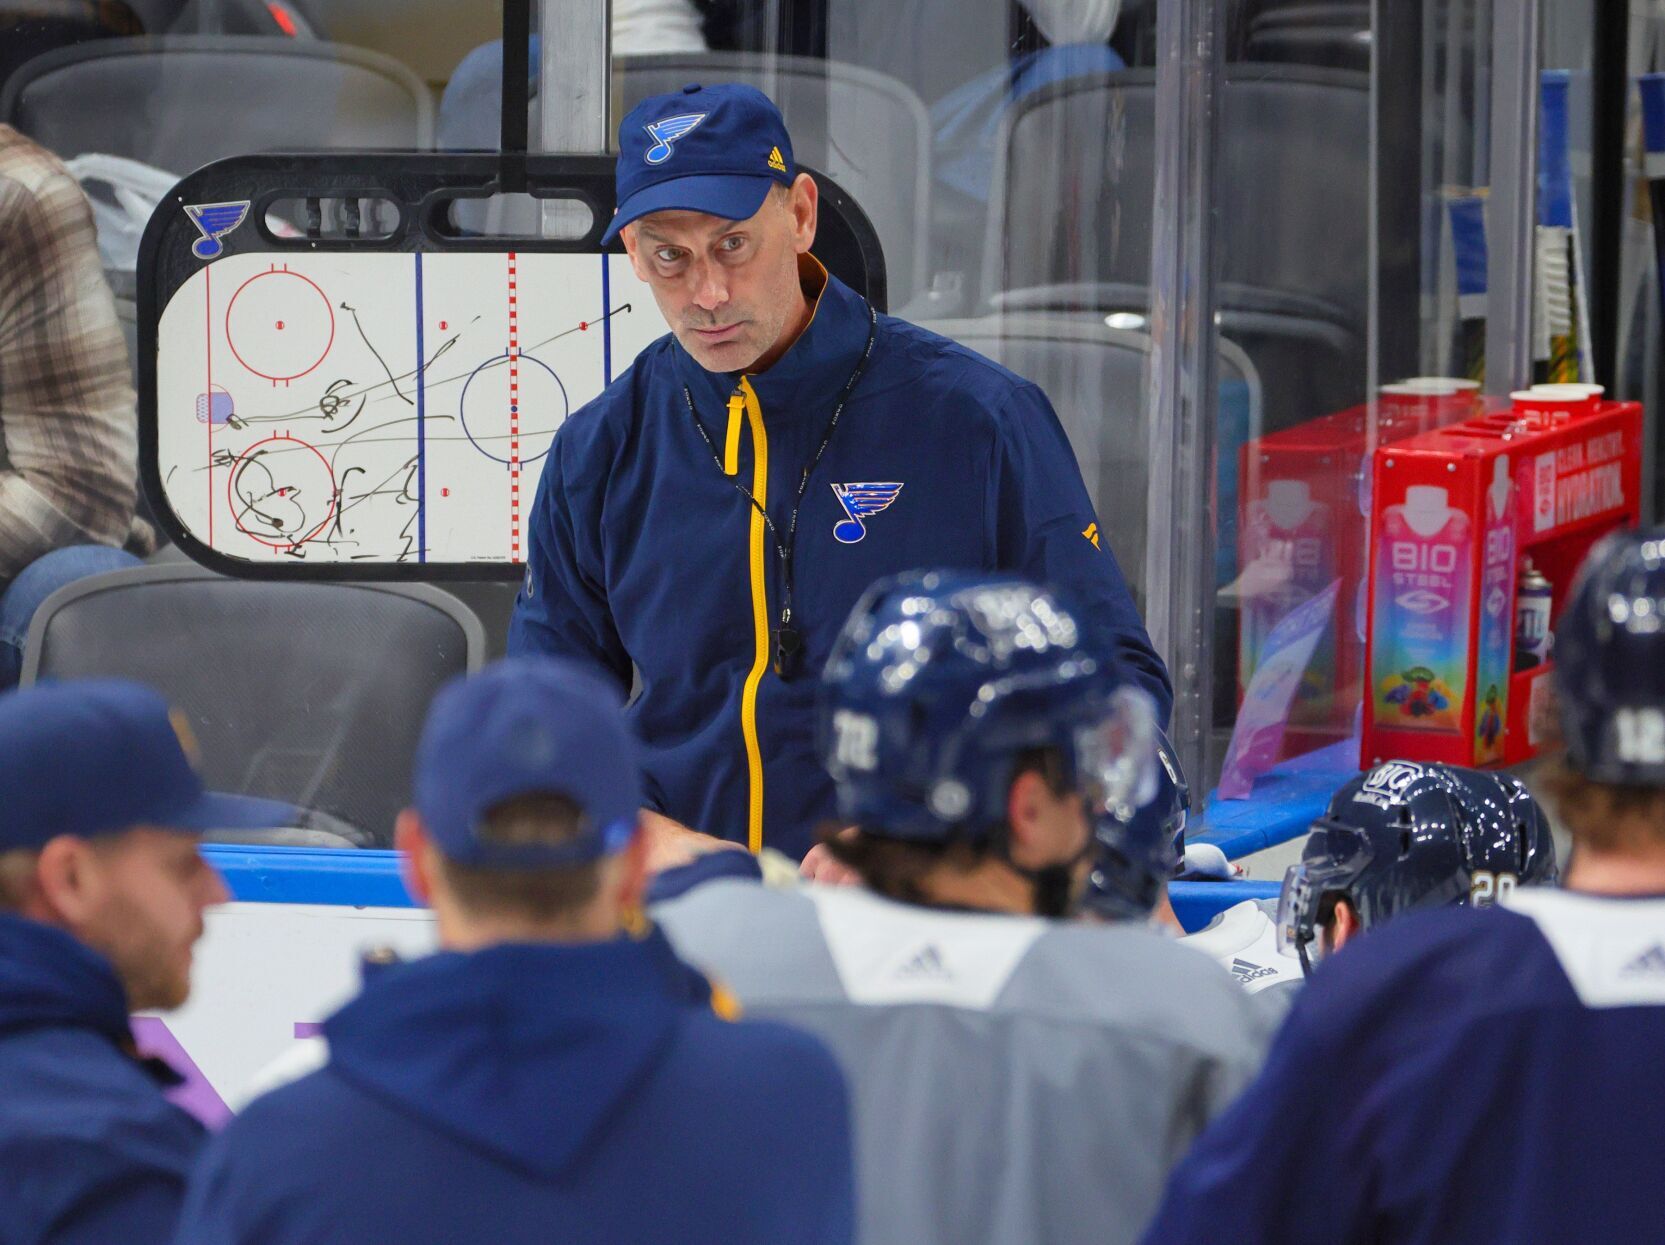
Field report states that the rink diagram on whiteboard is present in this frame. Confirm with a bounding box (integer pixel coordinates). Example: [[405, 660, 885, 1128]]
[[156, 252, 669, 564]]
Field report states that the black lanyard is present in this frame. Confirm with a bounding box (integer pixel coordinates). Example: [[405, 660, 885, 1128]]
[[682, 301, 878, 679]]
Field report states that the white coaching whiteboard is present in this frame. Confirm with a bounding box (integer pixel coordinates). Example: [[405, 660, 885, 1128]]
[[155, 251, 669, 566]]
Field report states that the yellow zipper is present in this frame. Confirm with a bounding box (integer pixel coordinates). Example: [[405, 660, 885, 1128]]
[[723, 392, 743, 476], [736, 376, 769, 853]]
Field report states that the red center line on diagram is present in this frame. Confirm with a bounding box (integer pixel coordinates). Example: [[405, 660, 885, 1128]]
[[508, 252, 521, 560]]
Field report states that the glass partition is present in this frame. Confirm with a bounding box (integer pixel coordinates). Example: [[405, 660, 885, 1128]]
[[3, 1, 1634, 845]]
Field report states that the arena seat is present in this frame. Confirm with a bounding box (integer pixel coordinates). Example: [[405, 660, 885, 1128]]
[[982, 65, 1368, 427], [1245, 5, 1371, 71], [992, 282, 1361, 434], [919, 313, 1261, 606], [21, 564, 484, 845], [982, 65, 1368, 322], [0, 34, 433, 174], [615, 52, 931, 311]]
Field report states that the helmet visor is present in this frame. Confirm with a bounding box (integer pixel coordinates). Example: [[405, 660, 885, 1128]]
[[1275, 822, 1375, 960], [1073, 687, 1160, 827]]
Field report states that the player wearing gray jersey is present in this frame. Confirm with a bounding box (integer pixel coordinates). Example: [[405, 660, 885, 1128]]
[[655, 571, 1269, 1245]]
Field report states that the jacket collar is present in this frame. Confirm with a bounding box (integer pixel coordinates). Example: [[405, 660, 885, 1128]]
[[0, 912, 131, 1047], [673, 254, 874, 421], [324, 926, 729, 1179]]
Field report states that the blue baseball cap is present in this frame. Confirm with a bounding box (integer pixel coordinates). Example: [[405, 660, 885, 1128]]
[[0, 679, 291, 851], [604, 82, 796, 245], [412, 658, 643, 868]]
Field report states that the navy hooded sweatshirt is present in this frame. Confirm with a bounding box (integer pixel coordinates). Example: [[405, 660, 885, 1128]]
[[0, 913, 204, 1245], [509, 257, 1169, 858], [172, 927, 855, 1245]]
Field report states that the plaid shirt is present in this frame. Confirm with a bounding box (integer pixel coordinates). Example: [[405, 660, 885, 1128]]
[[0, 125, 145, 579]]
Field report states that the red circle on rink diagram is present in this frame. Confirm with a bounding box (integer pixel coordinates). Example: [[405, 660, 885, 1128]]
[[227, 435, 338, 549], [225, 268, 335, 383]]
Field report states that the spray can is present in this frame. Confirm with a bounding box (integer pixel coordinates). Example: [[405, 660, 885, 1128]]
[[1514, 559, 1553, 671]]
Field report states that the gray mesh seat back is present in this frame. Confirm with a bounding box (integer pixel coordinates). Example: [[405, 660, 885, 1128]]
[[616, 53, 929, 309], [919, 315, 1257, 606], [991, 283, 1362, 435], [1, 36, 434, 174], [984, 66, 1368, 334], [919, 314, 1264, 603], [21, 566, 482, 845]]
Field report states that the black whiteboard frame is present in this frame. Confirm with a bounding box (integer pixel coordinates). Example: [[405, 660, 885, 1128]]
[[137, 151, 887, 581]]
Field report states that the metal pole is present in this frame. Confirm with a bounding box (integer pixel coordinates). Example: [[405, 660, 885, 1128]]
[[539, 0, 611, 152], [1374, 0, 1421, 384], [1484, 0, 1540, 393], [1590, 0, 1629, 390], [539, 0, 611, 235], [1144, 0, 1223, 796]]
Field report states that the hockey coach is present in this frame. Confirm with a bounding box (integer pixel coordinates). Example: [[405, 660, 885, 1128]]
[[510, 82, 1166, 869]]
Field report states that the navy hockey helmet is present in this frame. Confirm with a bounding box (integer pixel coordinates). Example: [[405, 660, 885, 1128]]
[[1277, 761, 1557, 972], [1446, 767, 1559, 889], [820, 570, 1163, 912], [1555, 527, 1665, 784]]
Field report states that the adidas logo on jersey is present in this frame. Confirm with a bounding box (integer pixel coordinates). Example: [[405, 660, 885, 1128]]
[[1620, 943, 1665, 976], [1231, 958, 1278, 985], [894, 944, 951, 982]]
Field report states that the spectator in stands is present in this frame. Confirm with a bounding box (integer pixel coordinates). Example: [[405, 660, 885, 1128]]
[[932, 0, 1126, 205], [654, 572, 1266, 1245], [0, 679, 281, 1244], [0, 125, 149, 686], [510, 83, 1166, 873], [616, 0, 707, 54], [172, 657, 855, 1245], [1141, 528, 1665, 1245]]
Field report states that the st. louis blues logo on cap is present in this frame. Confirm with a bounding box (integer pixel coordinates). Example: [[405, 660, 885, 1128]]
[[831, 482, 904, 544], [184, 200, 250, 260], [643, 112, 707, 165]]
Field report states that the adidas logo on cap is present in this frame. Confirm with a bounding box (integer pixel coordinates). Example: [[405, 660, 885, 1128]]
[[767, 145, 787, 173]]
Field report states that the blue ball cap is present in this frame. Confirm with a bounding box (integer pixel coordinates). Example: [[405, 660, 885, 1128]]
[[0, 679, 291, 851], [413, 658, 643, 868], [604, 82, 796, 244]]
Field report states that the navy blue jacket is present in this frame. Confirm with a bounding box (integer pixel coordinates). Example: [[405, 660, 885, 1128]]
[[510, 260, 1168, 858], [0, 913, 203, 1245], [1142, 891, 1665, 1244], [173, 927, 855, 1245]]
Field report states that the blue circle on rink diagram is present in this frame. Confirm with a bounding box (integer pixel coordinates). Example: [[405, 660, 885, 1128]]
[[457, 351, 566, 466]]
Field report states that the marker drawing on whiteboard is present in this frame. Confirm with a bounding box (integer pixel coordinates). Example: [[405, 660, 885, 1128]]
[[228, 436, 336, 550], [162, 250, 662, 565], [235, 292, 627, 433], [239, 334, 459, 426], [317, 379, 367, 432], [341, 301, 412, 405]]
